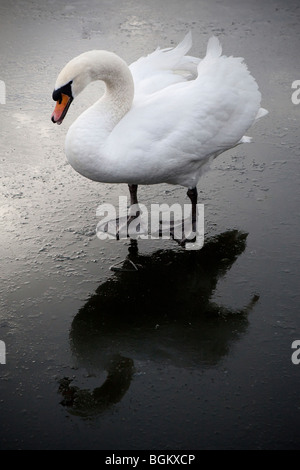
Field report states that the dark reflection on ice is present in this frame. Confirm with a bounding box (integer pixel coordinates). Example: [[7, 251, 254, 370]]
[[58, 355, 134, 417], [59, 230, 258, 417]]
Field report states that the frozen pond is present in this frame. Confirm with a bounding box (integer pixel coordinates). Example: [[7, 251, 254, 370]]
[[0, 0, 300, 449]]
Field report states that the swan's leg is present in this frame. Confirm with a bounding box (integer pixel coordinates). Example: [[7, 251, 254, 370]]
[[128, 184, 138, 205], [187, 187, 198, 230], [99, 185, 140, 241], [127, 184, 141, 232], [176, 187, 198, 246], [116, 184, 140, 240], [169, 187, 198, 246], [128, 184, 140, 221]]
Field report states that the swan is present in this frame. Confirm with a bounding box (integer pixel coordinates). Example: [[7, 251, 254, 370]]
[[51, 33, 267, 237]]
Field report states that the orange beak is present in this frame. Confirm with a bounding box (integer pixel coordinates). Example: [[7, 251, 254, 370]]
[[51, 93, 73, 125]]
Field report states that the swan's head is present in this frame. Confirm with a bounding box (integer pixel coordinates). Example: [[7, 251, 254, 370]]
[[51, 52, 96, 125], [51, 50, 133, 125], [51, 80, 73, 125]]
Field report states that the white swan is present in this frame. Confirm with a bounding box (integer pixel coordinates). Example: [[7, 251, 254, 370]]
[[51, 33, 267, 228]]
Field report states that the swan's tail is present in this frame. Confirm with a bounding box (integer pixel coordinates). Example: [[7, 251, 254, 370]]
[[130, 32, 200, 95], [153, 31, 199, 73], [206, 36, 222, 58], [206, 38, 268, 126], [168, 31, 193, 59], [238, 106, 268, 145], [255, 107, 268, 120], [238, 107, 268, 143]]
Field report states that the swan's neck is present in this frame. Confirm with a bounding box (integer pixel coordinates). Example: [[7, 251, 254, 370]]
[[65, 51, 134, 180], [75, 50, 134, 127]]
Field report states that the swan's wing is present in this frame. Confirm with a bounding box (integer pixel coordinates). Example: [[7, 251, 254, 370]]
[[105, 37, 267, 187], [129, 32, 201, 97]]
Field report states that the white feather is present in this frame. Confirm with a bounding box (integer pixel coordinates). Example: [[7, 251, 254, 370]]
[[205, 36, 222, 58], [129, 32, 200, 97]]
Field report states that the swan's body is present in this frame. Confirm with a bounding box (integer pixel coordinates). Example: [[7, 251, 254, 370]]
[[52, 33, 267, 238]]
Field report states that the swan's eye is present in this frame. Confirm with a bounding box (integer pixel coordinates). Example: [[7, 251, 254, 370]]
[[52, 80, 73, 103], [52, 89, 62, 103]]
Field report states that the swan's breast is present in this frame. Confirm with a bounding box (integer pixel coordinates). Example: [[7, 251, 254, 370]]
[[64, 106, 112, 181]]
